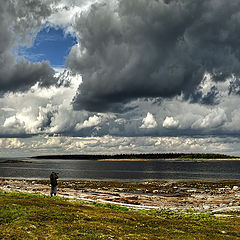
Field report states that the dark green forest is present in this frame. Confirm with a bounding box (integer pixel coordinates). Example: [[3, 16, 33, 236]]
[[32, 153, 239, 160]]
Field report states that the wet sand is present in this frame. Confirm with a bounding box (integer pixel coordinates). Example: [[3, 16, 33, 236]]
[[1, 178, 240, 215]]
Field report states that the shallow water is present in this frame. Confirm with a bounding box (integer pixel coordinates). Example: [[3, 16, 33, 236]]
[[0, 158, 240, 180]]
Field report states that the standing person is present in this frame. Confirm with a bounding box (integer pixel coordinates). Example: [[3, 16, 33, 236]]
[[50, 171, 58, 197]]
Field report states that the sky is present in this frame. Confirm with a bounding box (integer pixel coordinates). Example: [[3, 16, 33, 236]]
[[1, 0, 240, 157], [19, 27, 77, 67]]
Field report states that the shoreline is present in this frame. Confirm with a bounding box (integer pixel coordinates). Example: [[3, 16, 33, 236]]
[[1, 178, 240, 214], [98, 158, 240, 162], [1, 157, 240, 163], [1, 177, 240, 181], [1, 158, 240, 164]]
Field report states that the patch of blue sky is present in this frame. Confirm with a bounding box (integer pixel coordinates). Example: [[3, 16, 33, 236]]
[[18, 26, 77, 68]]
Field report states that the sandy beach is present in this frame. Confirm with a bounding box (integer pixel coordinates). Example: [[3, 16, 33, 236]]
[[1, 178, 240, 215]]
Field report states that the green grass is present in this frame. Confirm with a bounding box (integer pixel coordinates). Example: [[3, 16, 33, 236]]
[[0, 191, 240, 239]]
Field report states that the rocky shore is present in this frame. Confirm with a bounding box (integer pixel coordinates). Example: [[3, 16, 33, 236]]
[[1, 179, 240, 215]]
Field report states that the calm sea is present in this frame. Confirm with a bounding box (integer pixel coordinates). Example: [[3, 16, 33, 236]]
[[0, 158, 240, 180]]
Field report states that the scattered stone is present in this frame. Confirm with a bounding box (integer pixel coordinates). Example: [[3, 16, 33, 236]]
[[1, 179, 240, 213], [187, 189, 197, 193]]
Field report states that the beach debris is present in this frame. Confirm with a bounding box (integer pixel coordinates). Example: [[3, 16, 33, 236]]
[[1, 179, 240, 213]]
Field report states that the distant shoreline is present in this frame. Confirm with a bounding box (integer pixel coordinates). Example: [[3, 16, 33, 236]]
[[31, 153, 240, 161], [98, 158, 240, 162]]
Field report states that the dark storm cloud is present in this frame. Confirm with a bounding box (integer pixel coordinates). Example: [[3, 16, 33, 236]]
[[0, 0, 58, 94], [0, 59, 56, 94], [189, 86, 219, 105], [67, 0, 240, 112]]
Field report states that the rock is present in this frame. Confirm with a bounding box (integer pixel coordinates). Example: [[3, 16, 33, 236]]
[[127, 196, 138, 200], [232, 186, 239, 191], [187, 189, 197, 193], [153, 190, 159, 194], [219, 203, 227, 207], [60, 192, 70, 196], [203, 205, 210, 210], [113, 188, 120, 192], [233, 202, 239, 206]]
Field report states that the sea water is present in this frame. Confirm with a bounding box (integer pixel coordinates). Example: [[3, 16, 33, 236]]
[[0, 158, 240, 180]]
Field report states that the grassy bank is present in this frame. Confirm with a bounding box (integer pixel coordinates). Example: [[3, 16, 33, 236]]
[[0, 191, 240, 239]]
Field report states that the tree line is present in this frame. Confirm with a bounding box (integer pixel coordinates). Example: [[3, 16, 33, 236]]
[[32, 153, 239, 160]]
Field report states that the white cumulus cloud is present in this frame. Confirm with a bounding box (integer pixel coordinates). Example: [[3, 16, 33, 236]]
[[140, 112, 157, 129], [75, 115, 102, 130], [162, 116, 179, 129]]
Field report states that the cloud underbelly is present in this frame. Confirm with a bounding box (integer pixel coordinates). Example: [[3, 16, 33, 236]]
[[67, 0, 240, 112]]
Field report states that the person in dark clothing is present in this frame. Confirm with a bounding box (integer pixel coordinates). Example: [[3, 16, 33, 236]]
[[50, 172, 58, 197]]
